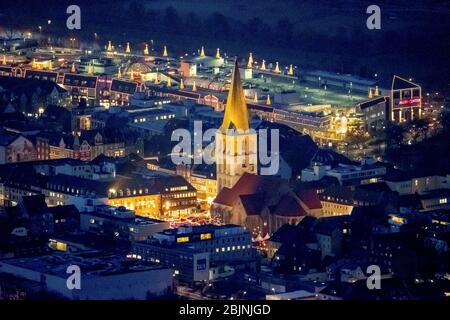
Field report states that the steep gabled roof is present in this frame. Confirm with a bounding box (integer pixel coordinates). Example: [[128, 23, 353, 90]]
[[271, 193, 307, 217], [220, 60, 249, 131]]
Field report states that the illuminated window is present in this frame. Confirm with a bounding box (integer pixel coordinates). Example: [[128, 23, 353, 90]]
[[439, 198, 448, 204], [177, 236, 189, 243], [200, 233, 212, 240]]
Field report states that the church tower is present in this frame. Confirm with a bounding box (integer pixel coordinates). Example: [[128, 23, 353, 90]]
[[216, 60, 258, 193]]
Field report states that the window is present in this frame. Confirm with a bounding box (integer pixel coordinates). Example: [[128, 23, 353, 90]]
[[177, 236, 189, 243], [200, 233, 212, 240]]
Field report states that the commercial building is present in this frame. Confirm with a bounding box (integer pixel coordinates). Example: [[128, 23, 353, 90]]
[[390, 76, 422, 123], [133, 224, 256, 284], [0, 252, 173, 299], [301, 161, 386, 186], [80, 204, 169, 241]]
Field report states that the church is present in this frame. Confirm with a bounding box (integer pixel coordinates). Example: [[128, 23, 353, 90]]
[[212, 61, 315, 237], [215, 60, 258, 193]]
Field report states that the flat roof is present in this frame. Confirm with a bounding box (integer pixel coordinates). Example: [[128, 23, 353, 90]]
[[0, 251, 166, 279]]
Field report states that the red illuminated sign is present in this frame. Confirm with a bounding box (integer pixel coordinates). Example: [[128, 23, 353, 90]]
[[398, 98, 421, 106]]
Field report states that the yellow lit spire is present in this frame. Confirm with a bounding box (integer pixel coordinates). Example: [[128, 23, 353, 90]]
[[71, 62, 76, 73], [163, 46, 168, 57], [167, 77, 171, 87], [375, 86, 379, 96], [48, 60, 53, 70], [107, 41, 113, 52], [2, 55, 6, 65], [200, 46, 205, 57], [215, 48, 221, 59], [117, 67, 121, 79], [261, 59, 266, 71], [247, 52, 253, 68], [192, 81, 197, 92], [144, 44, 149, 55], [369, 88, 373, 99], [288, 64, 294, 76], [266, 95, 271, 105], [253, 92, 258, 103], [87, 63, 93, 74], [180, 78, 185, 90], [220, 60, 249, 132], [125, 42, 131, 54], [274, 62, 280, 73]]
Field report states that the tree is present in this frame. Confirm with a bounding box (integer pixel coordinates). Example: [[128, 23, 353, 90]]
[[439, 108, 450, 134], [409, 118, 429, 143], [385, 122, 405, 148]]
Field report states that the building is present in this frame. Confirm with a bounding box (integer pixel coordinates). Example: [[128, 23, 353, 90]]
[[0, 159, 197, 219], [390, 76, 422, 123], [80, 204, 169, 241], [62, 73, 98, 104], [356, 96, 389, 131], [36, 131, 125, 161], [301, 160, 386, 186], [176, 164, 217, 204], [0, 252, 173, 299], [133, 224, 255, 284], [0, 130, 37, 164], [318, 184, 394, 217], [212, 173, 317, 236], [216, 61, 257, 193]]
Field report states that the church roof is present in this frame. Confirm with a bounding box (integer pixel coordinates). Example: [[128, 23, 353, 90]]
[[220, 60, 249, 132]]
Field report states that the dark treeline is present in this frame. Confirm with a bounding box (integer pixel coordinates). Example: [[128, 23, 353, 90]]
[[1, 0, 450, 90]]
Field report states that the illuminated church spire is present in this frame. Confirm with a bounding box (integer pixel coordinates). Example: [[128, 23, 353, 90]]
[[71, 62, 76, 73], [369, 88, 373, 99], [163, 46, 168, 57], [220, 60, 249, 132], [261, 59, 266, 71], [274, 62, 280, 73], [247, 52, 253, 68], [200, 46, 205, 57], [117, 67, 122, 79], [216, 60, 257, 193], [253, 92, 258, 103], [167, 77, 171, 87], [192, 81, 197, 92], [125, 42, 131, 54], [215, 48, 221, 59], [87, 63, 93, 74], [180, 78, 185, 90], [375, 86, 379, 96], [288, 64, 294, 76], [144, 44, 149, 55], [2, 55, 6, 65], [266, 94, 271, 105], [107, 41, 113, 52]]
